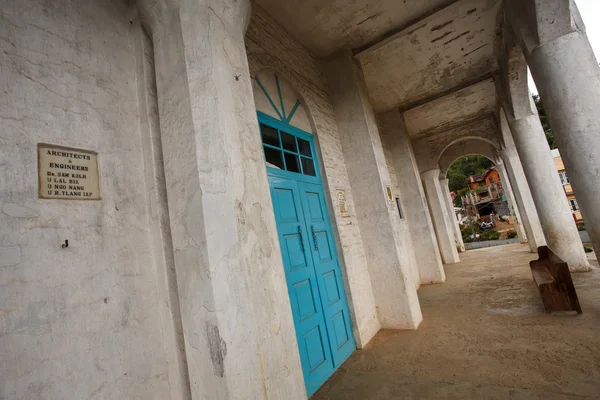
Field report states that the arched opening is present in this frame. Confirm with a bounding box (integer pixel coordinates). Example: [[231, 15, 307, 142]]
[[439, 139, 519, 248], [251, 71, 357, 396]]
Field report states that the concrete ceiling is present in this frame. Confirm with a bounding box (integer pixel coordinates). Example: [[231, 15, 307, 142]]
[[254, 0, 455, 57], [403, 78, 496, 139], [356, 0, 502, 112]]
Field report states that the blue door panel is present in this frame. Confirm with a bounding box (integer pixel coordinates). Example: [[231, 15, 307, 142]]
[[330, 311, 350, 349], [268, 177, 335, 396], [322, 270, 342, 305], [298, 182, 356, 368], [262, 113, 355, 397]]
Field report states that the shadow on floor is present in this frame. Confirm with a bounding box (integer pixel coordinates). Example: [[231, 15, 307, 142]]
[[312, 244, 600, 400]]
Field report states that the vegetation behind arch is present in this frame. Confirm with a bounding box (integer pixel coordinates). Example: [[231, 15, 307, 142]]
[[447, 155, 494, 192]]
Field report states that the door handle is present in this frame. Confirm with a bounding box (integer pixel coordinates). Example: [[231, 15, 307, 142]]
[[298, 225, 305, 252], [311, 225, 319, 252]]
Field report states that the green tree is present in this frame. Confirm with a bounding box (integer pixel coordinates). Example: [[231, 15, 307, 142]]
[[447, 155, 493, 192], [533, 94, 557, 149]]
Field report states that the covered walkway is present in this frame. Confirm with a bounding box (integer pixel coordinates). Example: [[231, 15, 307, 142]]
[[313, 244, 600, 399]]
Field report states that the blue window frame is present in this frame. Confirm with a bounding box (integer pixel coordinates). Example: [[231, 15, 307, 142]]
[[258, 112, 319, 180]]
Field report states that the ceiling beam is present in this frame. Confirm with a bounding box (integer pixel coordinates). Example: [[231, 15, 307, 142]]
[[353, 0, 461, 55], [399, 71, 495, 113], [409, 112, 495, 141]]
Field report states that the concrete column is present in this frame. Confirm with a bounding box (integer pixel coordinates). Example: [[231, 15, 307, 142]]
[[379, 111, 446, 284], [324, 50, 422, 329], [421, 170, 460, 264], [149, 2, 305, 398], [526, 21, 600, 257], [508, 115, 590, 271], [495, 162, 527, 243], [440, 178, 465, 252]]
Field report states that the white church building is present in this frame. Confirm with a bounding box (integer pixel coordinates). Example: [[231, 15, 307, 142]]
[[1, 0, 600, 398]]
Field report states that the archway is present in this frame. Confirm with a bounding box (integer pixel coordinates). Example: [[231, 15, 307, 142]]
[[438, 138, 524, 249], [251, 70, 357, 396]]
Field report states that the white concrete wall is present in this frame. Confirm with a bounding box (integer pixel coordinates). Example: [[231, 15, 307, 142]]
[[381, 132, 421, 289], [323, 50, 422, 330], [246, 6, 380, 346], [0, 1, 175, 398]]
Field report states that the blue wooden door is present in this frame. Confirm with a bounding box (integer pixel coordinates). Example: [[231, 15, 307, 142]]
[[298, 182, 355, 368], [269, 177, 337, 395], [258, 113, 356, 396]]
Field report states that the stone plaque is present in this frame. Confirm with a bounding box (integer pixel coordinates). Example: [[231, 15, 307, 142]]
[[336, 189, 350, 218], [38, 144, 100, 200]]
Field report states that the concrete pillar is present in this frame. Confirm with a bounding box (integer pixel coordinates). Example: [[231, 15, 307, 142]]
[[379, 111, 446, 284], [526, 15, 600, 257], [324, 50, 422, 329], [421, 170, 460, 264], [508, 114, 590, 271], [440, 178, 466, 252], [495, 162, 527, 243], [149, 1, 306, 398]]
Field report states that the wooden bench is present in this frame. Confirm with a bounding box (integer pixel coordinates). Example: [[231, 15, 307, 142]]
[[530, 246, 582, 314]]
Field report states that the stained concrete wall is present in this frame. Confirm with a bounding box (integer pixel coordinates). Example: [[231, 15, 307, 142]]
[[0, 1, 175, 398], [246, 6, 380, 347], [381, 133, 421, 289]]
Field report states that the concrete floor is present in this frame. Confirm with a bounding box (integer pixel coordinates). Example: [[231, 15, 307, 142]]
[[313, 244, 600, 400]]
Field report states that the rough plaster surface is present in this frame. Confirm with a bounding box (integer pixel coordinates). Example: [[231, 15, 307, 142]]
[[498, 110, 545, 252], [499, 147, 546, 252], [142, 1, 307, 398], [378, 111, 446, 285], [381, 132, 421, 290], [403, 79, 496, 139], [246, 5, 381, 347], [356, 0, 501, 112], [421, 170, 460, 265], [440, 178, 466, 252], [254, 0, 452, 57], [324, 50, 422, 330], [313, 244, 600, 399], [527, 27, 600, 259], [0, 1, 172, 398], [133, 24, 190, 399], [509, 114, 590, 272]]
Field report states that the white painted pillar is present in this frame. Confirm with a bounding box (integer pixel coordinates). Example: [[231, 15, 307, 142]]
[[495, 162, 527, 243], [149, 1, 306, 398], [526, 18, 600, 257], [378, 111, 446, 284], [324, 50, 422, 329], [498, 110, 545, 253], [440, 178, 465, 252], [508, 114, 590, 271], [421, 170, 460, 264]]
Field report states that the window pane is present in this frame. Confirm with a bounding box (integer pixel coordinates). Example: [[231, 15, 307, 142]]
[[284, 153, 301, 173], [260, 124, 279, 147], [298, 138, 312, 157], [301, 157, 316, 176], [280, 132, 298, 152], [264, 146, 284, 169]]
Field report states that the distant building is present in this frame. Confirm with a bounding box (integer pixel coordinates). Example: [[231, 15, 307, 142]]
[[552, 149, 582, 223], [462, 168, 509, 220], [465, 172, 486, 190], [484, 168, 500, 185], [465, 168, 499, 190]]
